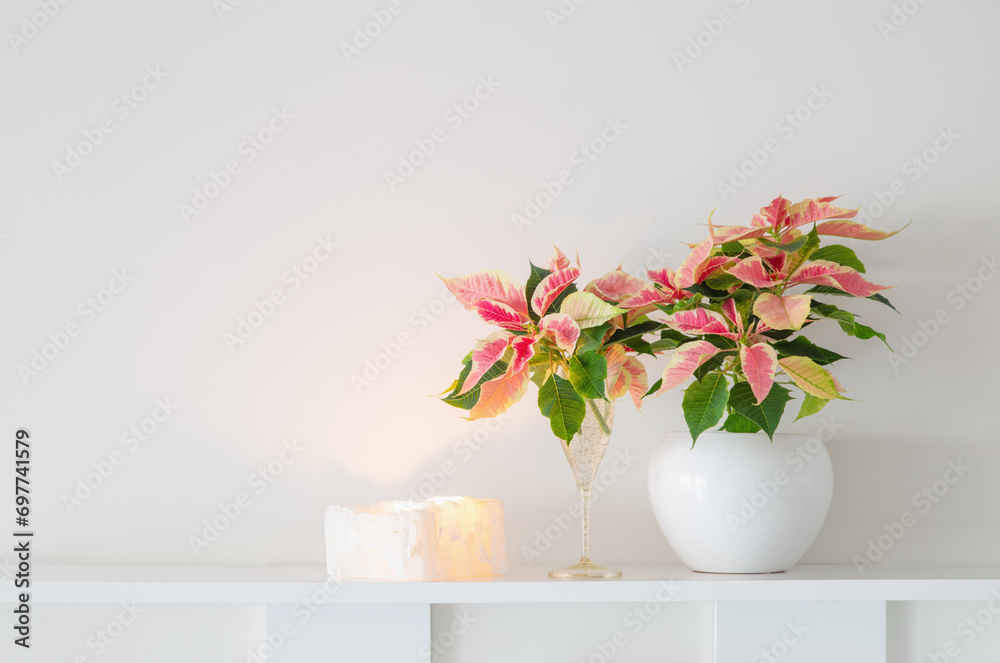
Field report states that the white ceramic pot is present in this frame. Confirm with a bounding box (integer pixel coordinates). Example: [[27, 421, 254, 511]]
[[648, 431, 833, 574]]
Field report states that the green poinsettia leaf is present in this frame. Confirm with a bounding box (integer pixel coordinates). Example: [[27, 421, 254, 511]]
[[805, 285, 899, 312], [785, 226, 821, 275], [693, 353, 727, 382], [442, 358, 509, 410], [578, 323, 612, 353], [795, 393, 830, 421], [568, 351, 607, 400], [524, 262, 551, 323], [772, 336, 848, 366], [809, 244, 866, 273], [608, 320, 660, 346], [721, 412, 762, 433], [443, 352, 474, 399], [682, 372, 730, 445], [645, 378, 663, 397], [811, 301, 891, 349], [538, 373, 586, 443], [760, 234, 810, 253], [726, 381, 793, 441]]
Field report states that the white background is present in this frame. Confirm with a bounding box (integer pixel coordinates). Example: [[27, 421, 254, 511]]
[[1, 0, 999, 660]]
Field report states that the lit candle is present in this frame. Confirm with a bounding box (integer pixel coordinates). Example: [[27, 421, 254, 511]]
[[325, 496, 508, 580]]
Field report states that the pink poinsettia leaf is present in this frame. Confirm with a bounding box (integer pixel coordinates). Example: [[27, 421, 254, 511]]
[[758, 195, 791, 230], [676, 231, 715, 289], [785, 196, 857, 230], [473, 300, 525, 330], [507, 336, 536, 375], [461, 331, 514, 393], [720, 298, 744, 333], [647, 268, 677, 289], [585, 269, 648, 303], [752, 293, 812, 330], [604, 344, 628, 398], [790, 260, 892, 297], [694, 256, 736, 283], [467, 365, 529, 420], [658, 341, 724, 393], [539, 313, 581, 354], [441, 269, 529, 318], [531, 267, 581, 317], [725, 257, 783, 288], [619, 284, 673, 310], [623, 356, 648, 409], [713, 224, 769, 245], [815, 220, 903, 241], [544, 245, 572, 272], [740, 343, 778, 405], [662, 308, 738, 338]]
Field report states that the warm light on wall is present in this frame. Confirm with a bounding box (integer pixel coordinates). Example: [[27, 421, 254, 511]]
[[325, 496, 509, 580]]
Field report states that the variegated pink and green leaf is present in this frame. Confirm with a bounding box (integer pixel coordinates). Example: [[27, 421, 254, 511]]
[[622, 356, 648, 409], [789, 260, 892, 297], [538, 313, 581, 354], [658, 340, 726, 393], [442, 269, 529, 318], [584, 269, 648, 303], [559, 291, 626, 329], [531, 267, 581, 317], [545, 245, 572, 271], [660, 308, 738, 338], [753, 293, 812, 330], [739, 342, 778, 405]]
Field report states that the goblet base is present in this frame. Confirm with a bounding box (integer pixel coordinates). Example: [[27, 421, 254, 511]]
[[549, 558, 622, 580]]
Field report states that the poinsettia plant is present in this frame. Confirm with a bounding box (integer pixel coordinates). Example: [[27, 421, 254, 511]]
[[439, 247, 688, 443], [652, 195, 903, 443]]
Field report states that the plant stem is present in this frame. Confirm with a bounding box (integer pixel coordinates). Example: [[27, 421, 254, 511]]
[[587, 399, 612, 436]]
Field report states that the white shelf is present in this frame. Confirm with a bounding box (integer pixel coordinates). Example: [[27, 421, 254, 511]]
[[4, 564, 1000, 605]]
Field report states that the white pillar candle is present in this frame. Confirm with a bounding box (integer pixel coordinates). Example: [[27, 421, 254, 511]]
[[325, 496, 508, 580]]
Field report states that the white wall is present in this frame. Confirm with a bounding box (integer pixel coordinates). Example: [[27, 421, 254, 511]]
[[2, 0, 999, 659]]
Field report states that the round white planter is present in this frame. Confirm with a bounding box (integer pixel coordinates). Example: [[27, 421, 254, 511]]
[[648, 431, 833, 574]]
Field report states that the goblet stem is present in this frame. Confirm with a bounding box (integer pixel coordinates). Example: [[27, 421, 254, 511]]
[[579, 484, 592, 562]]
